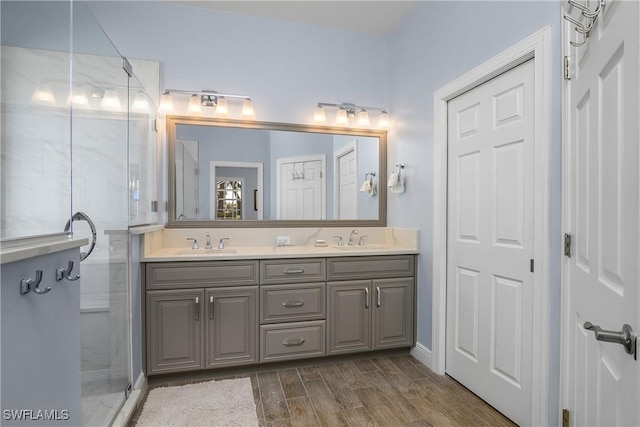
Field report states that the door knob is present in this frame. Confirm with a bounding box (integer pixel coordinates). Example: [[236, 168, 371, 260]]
[[584, 322, 636, 357]]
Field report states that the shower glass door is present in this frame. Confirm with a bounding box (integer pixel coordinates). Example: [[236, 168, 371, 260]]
[[72, 4, 131, 425]]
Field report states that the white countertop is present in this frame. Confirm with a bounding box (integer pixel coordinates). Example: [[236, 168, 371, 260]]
[[142, 245, 419, 262], [1, 236, 90, 265]]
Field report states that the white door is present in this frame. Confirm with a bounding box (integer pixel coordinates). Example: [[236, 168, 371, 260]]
[[175, 139, 199, 219], [279, 159, 324, 220], [446, 59, 535, 425], [562, 1, 639, 425], [338, 148, 357, 219]]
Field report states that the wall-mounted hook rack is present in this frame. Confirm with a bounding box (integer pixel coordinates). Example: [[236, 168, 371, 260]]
[[20, 270, 51, 295], [56, 260, 80, 282], [395, 163, 405, 169], [564, 0, 605, 48]]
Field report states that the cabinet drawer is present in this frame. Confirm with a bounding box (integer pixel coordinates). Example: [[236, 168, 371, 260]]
[[327, 256, 414, 280], [260, 321, 325, 362], [146, 261, 259, 290], [260, 259, 326, 284], [261, 283, 325, 324]]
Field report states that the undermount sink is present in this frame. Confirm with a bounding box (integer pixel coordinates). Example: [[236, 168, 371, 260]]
[[334, 244, 391, 250], [174, 248, 237, 255]]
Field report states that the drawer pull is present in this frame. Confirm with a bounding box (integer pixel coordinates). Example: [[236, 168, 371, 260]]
[[283, 268, 306, 275], [282, 300, 305, 308], [282, 338, 306, 346]]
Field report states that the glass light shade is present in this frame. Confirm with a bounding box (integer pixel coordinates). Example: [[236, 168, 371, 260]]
[[31, 83, 56, 105], [215, 97, 229, 115], [241, 98, 255, 118], [313, 106, 327, 124], [335, 109, 349, 125], [357, 109, 370, 126], [66, 87, 89, 106], [378, 111, 390, 128], [158, 91, 174, 112], [187, 94, 202, 113], [132, 90, 150, 113], [101, 89, 122, 111]]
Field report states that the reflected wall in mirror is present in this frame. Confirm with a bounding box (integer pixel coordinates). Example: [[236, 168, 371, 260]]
[[168, 116, 387, 228]]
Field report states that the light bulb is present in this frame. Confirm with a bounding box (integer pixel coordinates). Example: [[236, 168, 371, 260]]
[[31, 83, 56, 105], [335, 109, 349, 125], [313, 106, 327, 124], [241, 98, 255, 118], [158, 91, 174, 113], [357, 109, 370, 126], [378, 111, 390, 129], [132, 90, 149, 113], [67, 86, 88, 106], [187, 94, 202, 113], [215, 97, 229, 115], [101, 89, 122, 111]]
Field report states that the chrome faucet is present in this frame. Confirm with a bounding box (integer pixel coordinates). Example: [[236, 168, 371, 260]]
[[334, 235, 344, 246], [348, 229, 359, 246], [186, 238, 199, 250], [205, 232, 212, 250], [358, 235, 368, 246], [218, 237, 230, 249]]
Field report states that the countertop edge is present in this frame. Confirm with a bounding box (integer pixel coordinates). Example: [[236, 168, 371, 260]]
[[142, 248, 419, 262], [1, 237, 90, 265]]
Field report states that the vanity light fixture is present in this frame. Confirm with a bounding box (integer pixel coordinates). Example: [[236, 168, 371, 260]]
[[157, 89, 256, 119], [67, 86, 89, 106], [100, 89, 122, 111], [313, 102, 390, 128], [187, 94, 202, 113], [132, 90, 150, 113], [31, 83, 56, 105]]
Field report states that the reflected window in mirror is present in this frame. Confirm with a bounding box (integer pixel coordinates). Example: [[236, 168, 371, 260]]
[[216, 179, 243, 220]]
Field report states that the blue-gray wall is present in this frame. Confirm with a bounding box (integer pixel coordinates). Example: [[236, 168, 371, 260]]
[[387, 2, 562, 424]]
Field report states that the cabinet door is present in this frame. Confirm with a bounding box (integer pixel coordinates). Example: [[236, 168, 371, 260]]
[[146, 289, 204, 374], [373, 278, 414, 349], [206, 286, 258, 367], [327, 280, 371, 354]]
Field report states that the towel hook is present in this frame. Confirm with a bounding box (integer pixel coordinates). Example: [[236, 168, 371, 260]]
[[20, 270, 51, 295], [56, 260, 81, 282]]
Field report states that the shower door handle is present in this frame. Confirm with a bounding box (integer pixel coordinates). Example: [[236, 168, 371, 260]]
[[64, 211, 97, 262]]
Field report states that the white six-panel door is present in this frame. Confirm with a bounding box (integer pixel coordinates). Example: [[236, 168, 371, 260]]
[[446, 59, 535, 426], [338, 148, 357, 219], [278, 158, 324, 220], [562, 0, 639, 425]]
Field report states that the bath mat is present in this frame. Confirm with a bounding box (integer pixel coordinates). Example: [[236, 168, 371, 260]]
[[136, 378, 258, 427]]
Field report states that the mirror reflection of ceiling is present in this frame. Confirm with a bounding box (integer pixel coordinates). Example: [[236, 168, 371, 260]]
[[171, 1, 417, 35], [172, 122, 384, 226]]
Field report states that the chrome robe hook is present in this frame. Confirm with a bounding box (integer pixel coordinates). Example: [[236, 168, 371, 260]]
[[56, 260, 80, 282], [20, 270, 51, 295]]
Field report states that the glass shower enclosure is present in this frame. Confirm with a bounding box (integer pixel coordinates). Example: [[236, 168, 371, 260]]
[[1, 2, 157, 425]]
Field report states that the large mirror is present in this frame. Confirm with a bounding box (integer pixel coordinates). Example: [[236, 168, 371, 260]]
[[167, 116, 387, 227]]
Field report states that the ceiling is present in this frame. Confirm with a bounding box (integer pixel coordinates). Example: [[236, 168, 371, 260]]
[[173, 1, 417, 35]]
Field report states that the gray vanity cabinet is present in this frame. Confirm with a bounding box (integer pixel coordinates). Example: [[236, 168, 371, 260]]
[[205, 286, 258, 367], [327, 256, 415, 355], [146, 289, 204, 374], [327, 280, 371, 354]]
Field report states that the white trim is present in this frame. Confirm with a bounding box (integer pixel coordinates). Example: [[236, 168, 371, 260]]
[[410, 342, 433, 370], [432, 26, 551, 426], [276, 154, 327, 219], [210, 161, 264, 220], [333, 140, 358, 219]]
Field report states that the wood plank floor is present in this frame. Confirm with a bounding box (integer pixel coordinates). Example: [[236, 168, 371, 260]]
[[131, 354, 516, 427]]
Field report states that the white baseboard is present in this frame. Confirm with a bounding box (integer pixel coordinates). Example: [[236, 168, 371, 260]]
[[410, 342, 433, 371], [111, 373, 147, 427]]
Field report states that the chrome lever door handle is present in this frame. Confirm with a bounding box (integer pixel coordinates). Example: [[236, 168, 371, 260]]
[[584, 322, 636, 356]]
